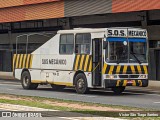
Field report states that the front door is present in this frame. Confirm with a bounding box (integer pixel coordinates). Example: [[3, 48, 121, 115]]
[[92, 38, 102, 86]]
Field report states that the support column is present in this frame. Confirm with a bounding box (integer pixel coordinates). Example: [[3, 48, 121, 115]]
[[8, 23, 13, 72], [139, 11, 148, 28], [8, 23, 13, 52]]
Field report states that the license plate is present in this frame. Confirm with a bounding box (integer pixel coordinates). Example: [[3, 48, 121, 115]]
[[127, 80, 133, 84]]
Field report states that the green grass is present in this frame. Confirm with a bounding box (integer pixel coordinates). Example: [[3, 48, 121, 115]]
[[0, 98, 118, 117], [0, 93, 157, 111], [0, 93, 159, 119], [2, 93, 150, 111]]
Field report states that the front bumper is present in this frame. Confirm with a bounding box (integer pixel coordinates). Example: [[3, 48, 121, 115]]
[[105, 79, 148, 88]]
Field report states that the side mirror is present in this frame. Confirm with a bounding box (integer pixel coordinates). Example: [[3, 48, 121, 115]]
[[103, 41, 108, 49]]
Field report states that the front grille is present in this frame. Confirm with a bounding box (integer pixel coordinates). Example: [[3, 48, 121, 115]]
[[119, 75, 139, 79], [130, 75, 139, 78], [119, 75, 128, 78]]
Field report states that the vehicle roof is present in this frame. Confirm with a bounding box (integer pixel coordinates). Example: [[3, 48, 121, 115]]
[[57, 27, 146, 34]]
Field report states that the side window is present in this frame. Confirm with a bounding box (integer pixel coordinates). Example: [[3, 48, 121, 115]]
[[75, 33, 91, 54], [60, 34, 74, 54]]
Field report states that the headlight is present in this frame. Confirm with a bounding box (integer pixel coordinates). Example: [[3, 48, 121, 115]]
[[139, 75, 147, 79], [106, 75, 118, 79]]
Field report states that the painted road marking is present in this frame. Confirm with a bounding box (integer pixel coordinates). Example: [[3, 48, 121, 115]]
[[154, 102, 160, 104], [7, 89, 15, 91], [0, 83, 20, 86], [0, 82, 20, 85], [68, 94, 97, 98]]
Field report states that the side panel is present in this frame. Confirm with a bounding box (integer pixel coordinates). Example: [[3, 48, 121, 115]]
[[40, 54, 74, 70], [53, 70, 74, 86], [30, 69, 75, 86], [13, 53, 35, 80], [72, 54, 93, 88], [30, 69, 43, 83], [73, 54, 92, 72], [31, 54, 41, 69], [84, 72, 92, 88], [15, 69, 23, 80]]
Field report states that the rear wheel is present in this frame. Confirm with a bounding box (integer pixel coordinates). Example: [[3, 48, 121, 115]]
[[21, 71, 38, 90], [112, 87, 125, 95], [75, 73, 88, 94]]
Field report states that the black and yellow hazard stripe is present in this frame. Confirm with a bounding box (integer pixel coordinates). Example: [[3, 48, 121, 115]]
[[73, 55, 92, 72], [13, 54, 33, 70], [116, 80, 144, 87], [103, 64, 148, 74]]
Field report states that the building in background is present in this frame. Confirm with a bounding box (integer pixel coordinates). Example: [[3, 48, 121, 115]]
[[0, 0, 159, 80]]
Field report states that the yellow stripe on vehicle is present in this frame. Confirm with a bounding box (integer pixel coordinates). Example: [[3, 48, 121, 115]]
[[88, 57, 92, 72], [137, 65, 142, 74], [26, 54, 30, 68], [19, 54, 23, 68], [131, 65, 136, 74], [79, 55, 85, 70], [74, 55, 80, 70], [123, 65, 127, 74], [109, 66, 114, 74], [31, 80, 42, 83], [102, 63, 107, 74], [84, 55, 89, 71], [116, 80, 121, 87], [116, 65, 121, 74], [123, 80, 127, 86], [23, 54, 27, 68], [132, 80, 136, 86], [138, 80, 142, 86], [143, 65, 148, 74], [12, 54, 16, 70], [50, 82, 73, 87], [16, 54, 20, 69], [29, 54, 33, 68]]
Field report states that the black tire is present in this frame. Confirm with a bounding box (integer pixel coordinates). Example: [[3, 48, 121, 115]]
[[75, 73, 88, 94], [21, 71, 38, 90], [51, 84, 66, 90], [112, 87, 125, 95]]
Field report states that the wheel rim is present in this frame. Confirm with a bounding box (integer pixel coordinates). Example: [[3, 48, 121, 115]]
[[77, 78, 85, 90], [23, 76, 29, 87]]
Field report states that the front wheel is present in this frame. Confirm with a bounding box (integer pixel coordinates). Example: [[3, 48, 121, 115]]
[[21, 71, 38, 90], [75, 73, 88, 94], [112, 87, 125, 95]]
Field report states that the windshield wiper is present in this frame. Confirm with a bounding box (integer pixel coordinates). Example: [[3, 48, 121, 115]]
[[130, 52, 141, 64]]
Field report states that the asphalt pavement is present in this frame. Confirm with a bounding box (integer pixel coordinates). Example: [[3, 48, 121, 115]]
[[0, 79, 159, 110]]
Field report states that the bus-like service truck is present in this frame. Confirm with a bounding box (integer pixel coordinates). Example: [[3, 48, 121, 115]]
[[13, 28, 148, 94]]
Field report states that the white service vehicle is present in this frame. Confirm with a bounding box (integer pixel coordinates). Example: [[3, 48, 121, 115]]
[[13, 28, 148, 94]]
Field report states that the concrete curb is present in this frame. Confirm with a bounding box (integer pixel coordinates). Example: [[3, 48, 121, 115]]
[[0, 72, 15, 80], [0, 103, 54, 111], [148, 80, 160, 89]]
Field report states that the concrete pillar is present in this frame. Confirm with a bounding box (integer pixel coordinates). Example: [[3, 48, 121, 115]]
[[8, 23, 13, 52], [139, 11, 148, 28], [8, 23, 13, 72]]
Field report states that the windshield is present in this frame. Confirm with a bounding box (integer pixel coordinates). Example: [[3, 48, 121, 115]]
[[105, 37, 147, 63], [130, 42, 147, 63]]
